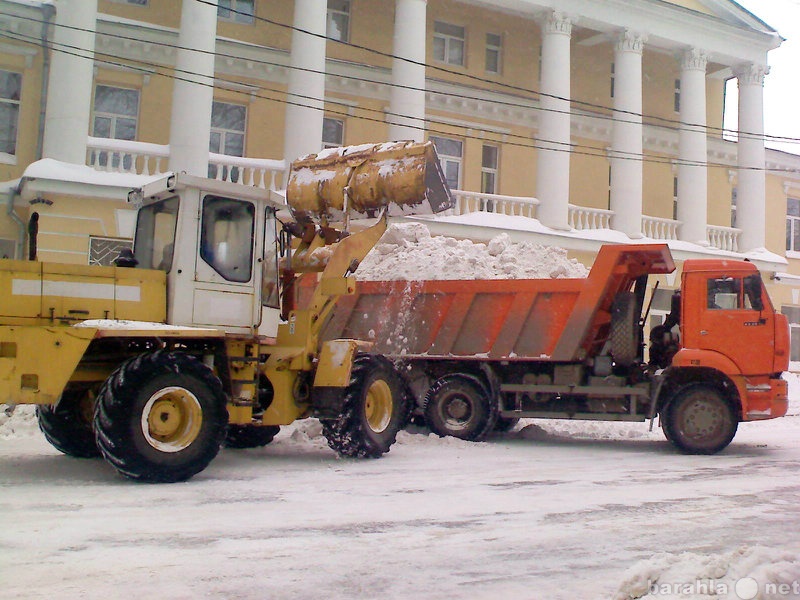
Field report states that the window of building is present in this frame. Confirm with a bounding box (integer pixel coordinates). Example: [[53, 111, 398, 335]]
[[430, 135, 463, 190], [787, 198, 800, 253], [322, 117, 344, 148], [433, 22, 465, 66], [481, 144, 498, 194], [218, 0, 255, 24], [782, 306, 800, 362], [92, 84, 139, 168], [673, 176, 678, 220], [89, 237, 133, 267], [327, 0, 350, 42], [674, 79, 681, 113], [0, 70, 21, 156], [209, 101, 246, 181], [485, 33, 502, 74]]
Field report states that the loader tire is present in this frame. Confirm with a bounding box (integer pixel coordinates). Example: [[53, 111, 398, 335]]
[[321, 354, 407, 458], [224, 425, 280, 448], [424, 373, 498, 441], [610, 291, 638, 367], [37, 388, 100, 458], [662, 384, 738, 455], [94, 350, 228, 483]]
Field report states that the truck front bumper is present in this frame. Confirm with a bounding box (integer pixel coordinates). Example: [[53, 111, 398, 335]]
[[742, 376, 788, 421]]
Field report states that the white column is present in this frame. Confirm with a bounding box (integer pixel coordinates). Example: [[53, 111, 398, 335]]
[[168, 0, 217, 176], [535, 11, 572, 231], [42, 0, 98, 164], [388, 0, 427, 142], [735, 63, 768, 251], [676, 48, 708, 245], [610, 30, 646, 238], [283, 0, 327, 163]]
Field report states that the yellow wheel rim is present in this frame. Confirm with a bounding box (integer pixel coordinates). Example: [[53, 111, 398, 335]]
[[141, 386, 203, 452], [364, 379, 393, 434]]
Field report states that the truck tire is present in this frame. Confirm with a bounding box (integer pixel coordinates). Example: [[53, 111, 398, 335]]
[[424, 374, 498, 441], [611, 291, 638, 367], [37, 388, 100, 458], [224, 425, 280, 448], [662, 384, 738, 454], [94, 351, 228, 483], [321, 354, 407, 458]]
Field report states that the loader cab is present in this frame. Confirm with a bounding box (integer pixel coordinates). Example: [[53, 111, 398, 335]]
[[131, 174, 283, 336]]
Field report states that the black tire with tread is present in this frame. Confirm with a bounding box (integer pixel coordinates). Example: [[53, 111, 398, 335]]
[[224, 425, 280, 448], [662, 384, 738, 454], [94, 350, 228, 483], [424, 373, 498, 441], [37, 388, 100, 458], [610, 291, 638, 367], [321, 355, 407, 458]]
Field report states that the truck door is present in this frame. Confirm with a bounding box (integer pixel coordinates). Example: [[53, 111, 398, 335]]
[[192, 194, 263, 332], [695, 273, 774, 375]]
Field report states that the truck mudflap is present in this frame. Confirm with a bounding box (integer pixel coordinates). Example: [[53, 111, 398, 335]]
[[741, 376, 788, 421]]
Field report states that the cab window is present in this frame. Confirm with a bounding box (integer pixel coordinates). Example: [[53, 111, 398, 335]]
[[133, 195, 179, 271], [262, 208, 280, 309], [707, 274, 764, 311], [200, 195, 255, 283]]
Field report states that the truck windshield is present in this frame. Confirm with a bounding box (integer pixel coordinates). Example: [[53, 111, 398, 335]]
[[262, 208, 280, 309], [133, 196, 179, 271], [706, 274, 765, 311]]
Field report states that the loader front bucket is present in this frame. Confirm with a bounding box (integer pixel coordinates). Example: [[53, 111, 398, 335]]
[[286, 141, 454, 221]]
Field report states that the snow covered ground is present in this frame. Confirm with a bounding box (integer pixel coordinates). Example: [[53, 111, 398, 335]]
[[2, 376, 799, 600]]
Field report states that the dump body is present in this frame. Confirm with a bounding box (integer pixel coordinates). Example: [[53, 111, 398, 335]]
[[322, 244, 674, 361]]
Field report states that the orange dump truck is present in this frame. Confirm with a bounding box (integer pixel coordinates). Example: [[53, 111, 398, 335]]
[[318, 243, 789, 454]]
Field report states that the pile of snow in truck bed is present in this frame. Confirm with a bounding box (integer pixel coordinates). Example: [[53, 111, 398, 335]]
[[355, 222, 589, 281]]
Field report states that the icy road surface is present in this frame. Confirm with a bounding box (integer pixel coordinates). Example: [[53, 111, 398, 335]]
[[2, 408, 800, 600]]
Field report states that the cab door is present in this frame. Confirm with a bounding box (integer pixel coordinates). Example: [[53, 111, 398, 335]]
[[693, 273, 775, 375], [192, 193, 263, 333]]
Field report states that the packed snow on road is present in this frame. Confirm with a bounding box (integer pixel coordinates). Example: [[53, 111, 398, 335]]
[[2, 226, 799, 599], [2, 381, 799, 600]]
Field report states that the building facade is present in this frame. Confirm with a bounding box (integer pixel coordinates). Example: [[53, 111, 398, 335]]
[[2, 0, 800, 354]]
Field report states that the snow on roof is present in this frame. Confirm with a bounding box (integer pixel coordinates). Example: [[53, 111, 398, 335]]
[[19, 159, 171, 202]]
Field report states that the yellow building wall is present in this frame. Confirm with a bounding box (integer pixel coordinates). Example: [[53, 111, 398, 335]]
[[569, 139, 609, 211], [662, 0, 714, 15], [706, 166, 734, 227], [643, 154, 676, 220]]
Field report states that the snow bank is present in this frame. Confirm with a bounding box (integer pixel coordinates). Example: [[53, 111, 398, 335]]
[[614, 546, 800, 600], [356, 223, 589, 281]]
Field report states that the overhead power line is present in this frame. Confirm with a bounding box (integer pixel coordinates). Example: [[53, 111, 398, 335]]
[[0, 27, 797, 175], [4, 6, 799, 146]]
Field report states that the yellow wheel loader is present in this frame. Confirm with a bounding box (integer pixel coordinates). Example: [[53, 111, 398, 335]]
[[0, 140, 452, 482]]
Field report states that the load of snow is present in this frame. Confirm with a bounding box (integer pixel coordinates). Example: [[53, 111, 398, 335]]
[[614, 546, 800, 600], [356, 222, 589, 280]]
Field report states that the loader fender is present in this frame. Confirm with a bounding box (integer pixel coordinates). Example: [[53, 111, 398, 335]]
[[313, 339, 373, 388]]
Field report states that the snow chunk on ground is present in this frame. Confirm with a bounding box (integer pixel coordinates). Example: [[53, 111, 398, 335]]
[[0, 405, 37, 439], [614, 546, 800, 600], [356, 223, 588, 281]]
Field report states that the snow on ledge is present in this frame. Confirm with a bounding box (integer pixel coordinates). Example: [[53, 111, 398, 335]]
[[22, 158, 168, 190]]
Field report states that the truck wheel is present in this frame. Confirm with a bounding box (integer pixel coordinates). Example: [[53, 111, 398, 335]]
[[611, 291, 638, 367], [321, 355, 407, 458], [424, 374, 498, 441], [94, 351, 228, 483], [662, 384, 738, 454], [37, 388, 100, 458], [224, 425, 280, 448]]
